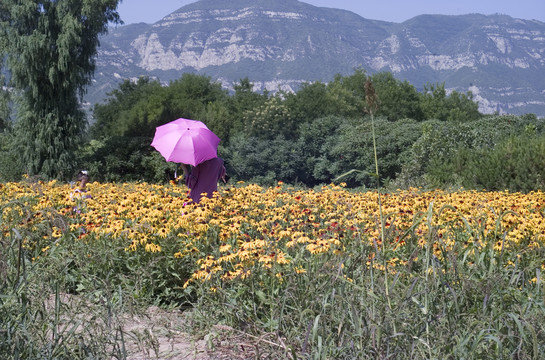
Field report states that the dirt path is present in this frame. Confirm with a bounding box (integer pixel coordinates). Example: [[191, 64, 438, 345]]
[[123, 307, 288, 359], [44, 293, 289, 359]]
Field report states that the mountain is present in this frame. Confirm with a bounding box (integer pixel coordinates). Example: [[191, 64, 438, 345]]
[[88, 0, 545, 117]]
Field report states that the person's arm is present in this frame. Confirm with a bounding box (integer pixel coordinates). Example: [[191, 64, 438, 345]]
[[220, 165, 227, 183], [182, 163, 199, 188]]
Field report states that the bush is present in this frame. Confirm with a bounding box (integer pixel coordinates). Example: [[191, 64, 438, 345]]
[[323, 117, 423, 188], [223, 134, 306, 186], [0, 201, 129, 359], [398, 115, 545, 190], [428, 133, 545, 192], [77, 137, 177, 183], [0, 131, 23, 182]]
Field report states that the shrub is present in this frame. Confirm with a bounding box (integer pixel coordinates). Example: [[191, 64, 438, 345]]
[[0, 131, 23, 182], [77, 137, 176, 183], [428, 133, 545, 192]]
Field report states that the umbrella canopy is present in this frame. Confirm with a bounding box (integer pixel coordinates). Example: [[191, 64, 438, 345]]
[[151, 118, 221, 166]]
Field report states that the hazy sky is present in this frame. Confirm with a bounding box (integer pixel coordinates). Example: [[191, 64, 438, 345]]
[[116, 0, 545, 25]]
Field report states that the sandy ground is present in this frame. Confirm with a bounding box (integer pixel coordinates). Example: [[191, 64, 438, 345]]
[[44, 294, 290, 359], [121, 306, 208, 359], [122, 306, 290, 360]]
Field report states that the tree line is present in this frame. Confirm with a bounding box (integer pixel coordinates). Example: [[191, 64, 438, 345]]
[[81, 71, 544, 192], [1, 1, 544, 192]]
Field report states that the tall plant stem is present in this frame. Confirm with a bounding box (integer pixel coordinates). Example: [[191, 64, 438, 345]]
[[365, 78, 395, 333]]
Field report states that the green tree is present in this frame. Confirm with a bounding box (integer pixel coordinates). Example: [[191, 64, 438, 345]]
[[296, 115, 346, 186], [91, 77, 164, 138], [92, 74, 229, 139], [77, 136, 175, 183], [226, 77, 268, 137], [0, 78, 9, 132], [166, 73, 228, 121], [370, 72, 424, 121], [283, 81, 336, 124], [398, 114, 545, 189], [243, 94, 295, 140], [421, 82, 481, 122], [0, 3, 11, 132], [427, 134, 545, 192], [327, 117, 423, 187], [224, 134, 305, 185], [1, 0, 121, 179], [326, 69, 367, 118]]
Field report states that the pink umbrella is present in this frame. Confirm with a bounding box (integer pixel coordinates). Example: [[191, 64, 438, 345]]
[[151, 118, 221, 166]]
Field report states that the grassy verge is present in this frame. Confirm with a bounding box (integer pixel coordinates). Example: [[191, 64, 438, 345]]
[[1, 180, 544, 359], [186, 201, 545, 359]]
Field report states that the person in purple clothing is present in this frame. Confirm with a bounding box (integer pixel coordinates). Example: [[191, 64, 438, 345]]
[[180, 157, 227, 204]]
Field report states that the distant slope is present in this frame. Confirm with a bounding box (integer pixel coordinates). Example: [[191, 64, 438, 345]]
[[88, 0, 545, 117]]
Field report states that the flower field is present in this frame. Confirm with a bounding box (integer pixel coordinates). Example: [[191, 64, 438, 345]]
[[3, 179, 545, 280], [2, 179, 545, 358]]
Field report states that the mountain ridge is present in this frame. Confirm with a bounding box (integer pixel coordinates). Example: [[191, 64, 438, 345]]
[[88, 0, 545, 117]]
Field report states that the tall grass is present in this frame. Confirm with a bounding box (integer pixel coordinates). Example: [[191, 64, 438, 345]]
[[186, 200, 544, 359], [0, 199, 153, 359], [1, 206, 121, 359], [185, 79, 545, 358], [2, 172, 545, 358]]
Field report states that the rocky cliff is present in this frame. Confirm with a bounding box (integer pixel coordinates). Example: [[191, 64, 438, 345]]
[[89, 0, 545, 117]]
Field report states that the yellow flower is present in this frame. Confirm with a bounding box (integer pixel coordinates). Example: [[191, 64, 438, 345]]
[[145, 243, 162, 253], [219, 243, 232, 252]]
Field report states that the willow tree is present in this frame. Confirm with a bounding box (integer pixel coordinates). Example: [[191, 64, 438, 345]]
[[1, 0, 120, 178], [0, 3, 10, 132]]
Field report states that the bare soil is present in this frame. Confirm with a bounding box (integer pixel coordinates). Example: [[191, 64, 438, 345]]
[[123, 306, 289, 360], [45, 294, 290, 359]]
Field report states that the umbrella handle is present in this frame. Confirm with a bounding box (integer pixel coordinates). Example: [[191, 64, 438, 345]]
[[180, 164, 190, 177]]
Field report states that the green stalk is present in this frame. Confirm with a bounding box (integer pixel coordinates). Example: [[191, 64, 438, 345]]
[[424, 202, 434, 359], [365, 78, 395, 334]]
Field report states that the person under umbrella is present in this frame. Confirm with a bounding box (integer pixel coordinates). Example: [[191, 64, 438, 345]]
[[151, 118, 226, 203], [151, 118, 221, 166], [180, 157, 227, 204]]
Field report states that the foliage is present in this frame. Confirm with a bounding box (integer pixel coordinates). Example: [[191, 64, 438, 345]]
[[397, 115, 545, 190], [83, 67, 507, 190], [242, 94, 295, 140], [225, 77, 269, 139], [421, 82, 481, 122], [224, 134, 305, 186], [326, 68, 368, 118], [166, 73, 229, 121], [0, 130, 23, 182], [0, 72, 9, 132], [72, 66, 545, 192], [1, 0, 121, 179], [321, 117, 423, 187], [283, 81, 339, 124], [0, 1, 11, 133], [91, 77, 165, 138], [370, 72, 424, 121], [295, 115, 346, 186], [91, 74, 229, 139], [428, 133, 545, 192], [76, 136, 176, 183], [2, 180, 545, 358]]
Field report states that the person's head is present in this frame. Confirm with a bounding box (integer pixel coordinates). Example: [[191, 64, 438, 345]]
[[77, 170, 89, 187]]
